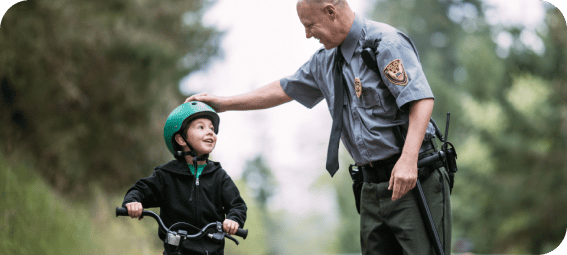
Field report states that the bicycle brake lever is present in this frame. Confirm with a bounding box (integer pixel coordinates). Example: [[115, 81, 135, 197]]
[[206, 232, 239, 245], [207, 232, 225, 243], [225, 234, 239, 245]]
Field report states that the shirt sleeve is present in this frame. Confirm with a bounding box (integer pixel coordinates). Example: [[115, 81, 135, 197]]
[[376, 33, 434, 112], [280, 52, 325, 109]]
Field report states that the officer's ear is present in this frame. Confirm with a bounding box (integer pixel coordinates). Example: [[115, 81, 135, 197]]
[[323, 4, 336, 20]]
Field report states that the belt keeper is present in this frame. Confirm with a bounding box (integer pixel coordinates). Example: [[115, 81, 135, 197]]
[[377, 167, 389, 182]]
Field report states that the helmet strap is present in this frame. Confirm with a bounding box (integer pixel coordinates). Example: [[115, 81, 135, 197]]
[[175, 135, 209, 162], [174, 150, 195, 158]]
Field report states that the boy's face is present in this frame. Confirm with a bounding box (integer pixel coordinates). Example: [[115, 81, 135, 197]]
[[177, 117, 217, 156]]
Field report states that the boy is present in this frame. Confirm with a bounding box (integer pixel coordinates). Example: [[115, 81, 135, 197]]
[[122, 101, 247, 255]]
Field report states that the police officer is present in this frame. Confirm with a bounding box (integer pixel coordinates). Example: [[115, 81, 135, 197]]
[[185, 0, 451, 254]]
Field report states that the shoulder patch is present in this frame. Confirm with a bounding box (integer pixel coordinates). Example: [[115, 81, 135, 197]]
[[383, 59, 408, 86]]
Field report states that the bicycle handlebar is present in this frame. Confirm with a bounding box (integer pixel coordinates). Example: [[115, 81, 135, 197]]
[[235, 227, 248, 238], [115, 207, 248, 239]]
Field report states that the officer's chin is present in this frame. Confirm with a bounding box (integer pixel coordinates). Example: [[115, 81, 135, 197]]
[[323, 42, 339, 50]]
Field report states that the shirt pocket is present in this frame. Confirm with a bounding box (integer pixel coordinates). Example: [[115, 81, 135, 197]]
[[357, 85, 397, 119], [359, 88, 381, 108]]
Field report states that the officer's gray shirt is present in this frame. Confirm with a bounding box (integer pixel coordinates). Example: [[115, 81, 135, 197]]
[[281, 14, 435, 164]]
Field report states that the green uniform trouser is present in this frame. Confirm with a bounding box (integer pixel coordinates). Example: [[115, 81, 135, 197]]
[[360, 167, 452, 255]]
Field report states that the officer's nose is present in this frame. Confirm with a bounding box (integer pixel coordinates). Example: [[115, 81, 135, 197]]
[[305, 29, 312, 39]]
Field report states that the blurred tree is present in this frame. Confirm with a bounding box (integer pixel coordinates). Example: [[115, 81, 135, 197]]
[[326, 152, 361, 254], [367, 0, 566, 253], [243, 155, 277, 209], [242, 155, 280, 255], [0, 0, 222, 194], [224, 177, 270, 255]]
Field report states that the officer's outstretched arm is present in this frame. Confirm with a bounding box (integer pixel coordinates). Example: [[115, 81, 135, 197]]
[[185, 80, 292, 112]]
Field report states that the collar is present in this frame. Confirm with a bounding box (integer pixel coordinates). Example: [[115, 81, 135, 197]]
[[338, 13, 363, 65], [157, 159, 220, 176]]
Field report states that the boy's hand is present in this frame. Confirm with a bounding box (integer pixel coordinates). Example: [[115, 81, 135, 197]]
[[125, 202, 144, 220], [223, 219, 239, 235]]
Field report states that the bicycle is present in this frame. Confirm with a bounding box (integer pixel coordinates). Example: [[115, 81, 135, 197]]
[[115, 207, 248, 255]]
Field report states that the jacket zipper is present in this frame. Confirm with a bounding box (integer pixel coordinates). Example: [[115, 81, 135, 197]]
[[194, 174, 207, 254], [192, 163, 206, 253]]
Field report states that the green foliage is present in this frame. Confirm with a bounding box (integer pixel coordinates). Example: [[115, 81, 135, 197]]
[[0, 153, 172, 254], [0, 154, 156, 254], [90, 185, 163, 255], [368, 0, 567, 253], [326, 153, 361, 254], [241, 155, 281, 254], [242, 155, 277, 209], [0, 0, 222, 193], [225, 178, 277, 255], [1, 155, 97, 254], [239, 154, 341, 254]]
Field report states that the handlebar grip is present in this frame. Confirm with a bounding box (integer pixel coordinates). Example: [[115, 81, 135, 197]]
[[235, 228, 248, 239], [116, 207, 129, 217]]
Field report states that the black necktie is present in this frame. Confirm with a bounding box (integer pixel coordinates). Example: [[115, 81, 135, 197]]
[[326, 46, 345, 177]]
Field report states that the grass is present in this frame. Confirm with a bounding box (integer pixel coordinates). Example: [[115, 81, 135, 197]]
[[0, 155, 162, 255]]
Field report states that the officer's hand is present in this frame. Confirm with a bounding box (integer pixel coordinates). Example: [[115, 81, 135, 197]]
[[388, 156, 418, 201], [125, 202, 144, 220], [185, 92, 209, 103], [223, 219, 239, 235], [184, 93, 226, 112]]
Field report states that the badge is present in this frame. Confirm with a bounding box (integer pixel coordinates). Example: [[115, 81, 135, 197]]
[[354, 78, 362, 98], [384, 59, 408, 86]]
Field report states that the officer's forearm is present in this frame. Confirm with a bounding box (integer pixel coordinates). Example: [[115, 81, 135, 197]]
[[401, 98, 434, 161], [224, 80, 293, 111]]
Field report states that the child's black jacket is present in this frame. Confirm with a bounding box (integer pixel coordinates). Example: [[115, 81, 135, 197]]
[[122, 159, 247, 255]]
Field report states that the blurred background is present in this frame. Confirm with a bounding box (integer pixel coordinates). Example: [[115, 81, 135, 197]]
[[1, 0, 566, 254]]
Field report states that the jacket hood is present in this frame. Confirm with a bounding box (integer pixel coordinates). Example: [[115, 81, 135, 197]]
[[156, 159, 222, 176]]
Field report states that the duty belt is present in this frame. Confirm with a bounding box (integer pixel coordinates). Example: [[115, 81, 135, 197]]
[[359, 148, 444, 184], [360, 154, 399, 184]]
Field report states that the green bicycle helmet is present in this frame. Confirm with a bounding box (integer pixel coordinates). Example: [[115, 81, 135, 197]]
[[163, 101, 220, 158]]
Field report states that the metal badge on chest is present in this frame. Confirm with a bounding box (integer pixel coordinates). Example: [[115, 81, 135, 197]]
[[354, 77, 362, 98]]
